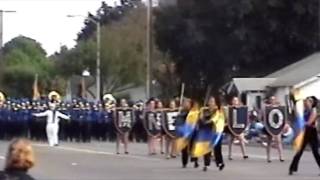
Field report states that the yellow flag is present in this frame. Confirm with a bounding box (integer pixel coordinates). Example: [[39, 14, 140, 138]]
[[32, 74, 40, 100]]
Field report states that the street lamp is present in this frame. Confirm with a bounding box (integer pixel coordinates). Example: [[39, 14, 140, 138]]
[[0, 10, 16, 48], [81, 69, 91, 98], [67, 14, 101, 102]]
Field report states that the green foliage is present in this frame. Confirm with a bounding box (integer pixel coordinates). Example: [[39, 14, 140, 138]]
[[53, 4, 148, 95], [154, 0, 320, 97], [1, 36, 53, 97]]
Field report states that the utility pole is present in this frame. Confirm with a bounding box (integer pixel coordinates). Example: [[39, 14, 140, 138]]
[[0, 11, 3, 49], [96, 21, 101, 102], [67, 15, 101, 102], [146, 0, 153, 99]]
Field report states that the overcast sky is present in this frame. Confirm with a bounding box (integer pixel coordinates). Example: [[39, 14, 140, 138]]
[[0, 0, 127, 55]]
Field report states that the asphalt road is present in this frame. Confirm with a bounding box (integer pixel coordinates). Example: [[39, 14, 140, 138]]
[[0, 140, 319, 180]]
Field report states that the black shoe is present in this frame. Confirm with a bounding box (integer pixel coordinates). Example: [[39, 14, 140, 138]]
[[218, 164, 225, 171], [161, 152, 165, 155], [203, 166, 207, 172], [54, 144, 59, 147], [125, 152, 129, 154], [228, 157, 233, 161], [243, 155, 249, 159], [194, 162, 199, 168], [280, 159, 285, 162], [289, 170, 293, 175], [267, 160, 272, 163], [182, 164, 187, 168], [116, 152, 120, 155], [289, 169, 296, 175]]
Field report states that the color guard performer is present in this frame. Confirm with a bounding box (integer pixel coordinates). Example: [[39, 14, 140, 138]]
[[176, 97, 200, 168], [289, 96, 320, 175], [209, 96, 225, 171]]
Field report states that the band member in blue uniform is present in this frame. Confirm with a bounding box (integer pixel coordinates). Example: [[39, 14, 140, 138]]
[[132, 101, 146, 143], [289, 96, 320, 175], [0, 101, 5, 139], [64, 102, 73, 142], [83, 102, 93, 143], [19, 103, 30, 138], [70, 103, 80, 142]]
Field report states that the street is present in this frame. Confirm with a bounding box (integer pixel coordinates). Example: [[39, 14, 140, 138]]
[[0, 140, 319, 180]]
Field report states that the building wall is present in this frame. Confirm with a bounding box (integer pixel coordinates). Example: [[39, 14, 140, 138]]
[[300, 78, 320, 99], [159, 0, 177, 6], [273, 87, 290, 106], [246, 92, 266, 111]]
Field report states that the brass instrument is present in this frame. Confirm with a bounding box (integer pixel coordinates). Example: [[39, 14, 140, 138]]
[[48, 91, 61, 102], [0, 91, 6, 102]]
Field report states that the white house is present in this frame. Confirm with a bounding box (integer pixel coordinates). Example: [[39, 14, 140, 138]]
[[266, 53, 320, 105], [159, 0, 177, 6], [224, 78, 276, 110], [224, 53, 320, 109]]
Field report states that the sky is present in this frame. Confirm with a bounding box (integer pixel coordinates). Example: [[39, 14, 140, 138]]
[[0, 0, 126, 55]]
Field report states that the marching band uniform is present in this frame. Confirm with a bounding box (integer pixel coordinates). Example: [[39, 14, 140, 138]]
[[33, 103, 70, 147], [0, 103, 5, 139], [83, 103, 93, 143]]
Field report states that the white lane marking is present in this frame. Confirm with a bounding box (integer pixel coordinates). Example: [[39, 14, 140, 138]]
[[32, 143, 161, 162]]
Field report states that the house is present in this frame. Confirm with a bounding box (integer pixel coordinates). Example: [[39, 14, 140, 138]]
[[158, 0, 177, 6], [266, 53, 320, 105], [224, 78, 276, 110], [224, 53, 320, 109]]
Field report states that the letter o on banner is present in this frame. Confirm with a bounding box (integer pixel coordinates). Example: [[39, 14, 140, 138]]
[[268, 109, 284, 129], [265, 106, 286, 136]]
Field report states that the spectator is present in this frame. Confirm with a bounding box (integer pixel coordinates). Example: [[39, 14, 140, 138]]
[[282, 123, 294, 145], [0, 138, 35, 180]]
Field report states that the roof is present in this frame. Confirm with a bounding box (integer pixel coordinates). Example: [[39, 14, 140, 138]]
[[266, 53, 320, 87], [231, 78, 276, 92]]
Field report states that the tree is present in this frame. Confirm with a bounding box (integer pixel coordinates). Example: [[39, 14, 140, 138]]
[[53, 3, 148, 95], [154, 0, 320, 97], [1, 36, 54, 97]]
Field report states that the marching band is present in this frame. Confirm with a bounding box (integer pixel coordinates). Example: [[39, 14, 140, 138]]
[[0, 90, 319, 175]]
